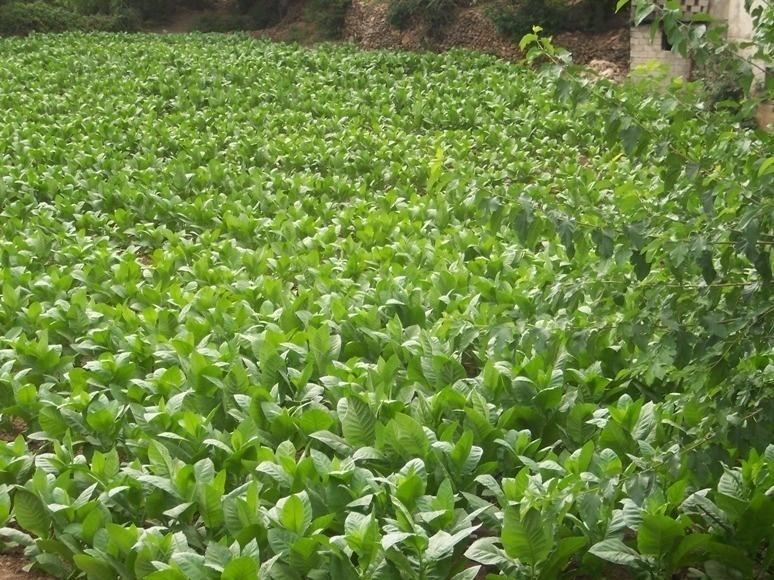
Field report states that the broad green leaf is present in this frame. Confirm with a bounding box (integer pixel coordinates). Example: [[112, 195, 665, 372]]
[[171, 553, 208, 580], [501, 508, 551, 566], [341, 397, 375, 447], [589, 538, 642, 566], [671, 533, 710, 568], [222, 557, 259, 580], [758, 156, 774, 177], [450, 567, 481, 580], [13, 489, 50, 538], [281, 493, 312, 535], [73, 554, 118, 580], [464, 537, 510, 566], [637, 514, 684, 556], [539, 536, 587, 579]]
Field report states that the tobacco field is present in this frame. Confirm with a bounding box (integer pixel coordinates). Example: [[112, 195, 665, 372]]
[[0, 33, 772, 579]]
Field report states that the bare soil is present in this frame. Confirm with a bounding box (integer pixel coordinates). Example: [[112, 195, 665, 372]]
[[0, 554, 49, 580], [0, 418, 27, 443]]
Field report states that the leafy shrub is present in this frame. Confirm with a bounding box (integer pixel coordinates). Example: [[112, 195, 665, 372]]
[[387, 0, 456, 32], [194, 12, 250, 31], [68, 0, 114, 14], [487, 0, 570, 39], [386, 0, 414, 29], [692, 45, 752, 107], [231, 0, 286, 27], [0, 0, 141, 34], [0, 2, 88, 34], [124, 0, 176, 22], [248, 0, 285, 28], [194, 0, 285, 32], [488, 0, 619, 40], [306, 0, 350, 39], [236, 0, 256, 12], [91, 4, 141, 31], [179, 0, 217, 8]]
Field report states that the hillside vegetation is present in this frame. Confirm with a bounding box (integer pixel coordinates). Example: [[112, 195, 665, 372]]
[[0, 33, 772, 579], [0, 0, 622, 39]]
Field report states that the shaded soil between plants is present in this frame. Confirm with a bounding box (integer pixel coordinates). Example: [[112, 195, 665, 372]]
[[0, 553, 50, 580], [0, 418, 27, 443]]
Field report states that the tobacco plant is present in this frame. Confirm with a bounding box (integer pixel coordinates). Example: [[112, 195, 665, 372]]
[[0, 33, 772, 579]]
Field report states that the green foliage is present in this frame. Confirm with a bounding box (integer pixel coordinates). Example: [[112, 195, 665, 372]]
[[230, 0, 286, 29], [488, 0, 620, 40], [123, 0, 176, 22], [67, 0, 115, 15], [306, 0, 350, 39], [249, 0, 285, 29], [0, 2, 88, 34], [386, 0, 415, 29], [488, 0, 569, 39], [0, 33, 772, 579], [236, 0, 256, 12], [691, 42, 751, 110], [194, 12, 251, 32], [387, 0, 457, 32], [71, 0, 213, 22], [0, 0, 140, 34]]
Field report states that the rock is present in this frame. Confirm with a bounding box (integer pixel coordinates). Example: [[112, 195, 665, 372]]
[[588, 58, 624, 81]]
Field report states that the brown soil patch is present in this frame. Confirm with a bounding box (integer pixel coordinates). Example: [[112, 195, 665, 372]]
[[0, 554, 49, 580], [0, 418, 26, 443], [555, 28, 629, 66]]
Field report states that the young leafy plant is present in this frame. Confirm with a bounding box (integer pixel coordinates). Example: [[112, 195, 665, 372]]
[[0, 31, 771, 579]]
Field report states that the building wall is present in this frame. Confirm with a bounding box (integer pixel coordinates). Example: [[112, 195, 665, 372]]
[[711, 0, 765, 82], [629, 0, 761, 79], [709, 0, 729, 21], [725, 0, 757, 40], [629, 26, 692, 78]]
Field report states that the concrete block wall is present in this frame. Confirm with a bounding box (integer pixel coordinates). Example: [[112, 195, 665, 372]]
[[630, 26, 692, 78], [725, 0, 756, 40], [629, 0, 764, 81]]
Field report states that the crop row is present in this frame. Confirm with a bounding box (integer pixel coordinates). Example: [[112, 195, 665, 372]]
[[0, 33, 772, 579]]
